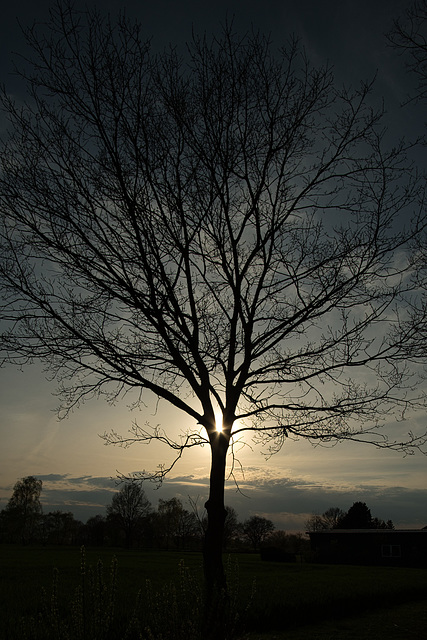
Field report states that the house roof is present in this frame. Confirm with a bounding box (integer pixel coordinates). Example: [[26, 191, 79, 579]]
[[308, 528, 427, 534]]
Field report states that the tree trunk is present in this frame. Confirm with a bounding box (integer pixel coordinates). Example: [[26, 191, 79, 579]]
[[203, 430, 229, 592], [203, 429, 230, 638]]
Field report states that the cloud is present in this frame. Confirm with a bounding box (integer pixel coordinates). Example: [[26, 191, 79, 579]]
[[36, 474, 70, 483], [226, 472, 427, 529], [142, 469, 427, 530], [1, 469, 425, 530], [67, 476, 119, 489]]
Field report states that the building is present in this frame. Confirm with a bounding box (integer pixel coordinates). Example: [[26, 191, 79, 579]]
[[308, 529, 427, 567]]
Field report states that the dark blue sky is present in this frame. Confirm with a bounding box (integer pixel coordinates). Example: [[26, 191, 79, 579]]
[[0, 1, 415, 89], [0, 1, 421, 140]]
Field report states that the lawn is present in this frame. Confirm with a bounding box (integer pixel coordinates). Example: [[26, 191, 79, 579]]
[[240, 599, 427, 639], [0, 545, 426, 639]]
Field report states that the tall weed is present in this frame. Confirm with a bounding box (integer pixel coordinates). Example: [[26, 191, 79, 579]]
[[21, 546, 118, 640], [20, 547, 248, 640]]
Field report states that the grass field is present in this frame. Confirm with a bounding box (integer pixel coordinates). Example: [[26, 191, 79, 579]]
[[0, 544, 426, 639]]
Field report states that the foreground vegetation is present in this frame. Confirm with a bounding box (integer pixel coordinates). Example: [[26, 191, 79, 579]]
[[0, 545, 426, 639]]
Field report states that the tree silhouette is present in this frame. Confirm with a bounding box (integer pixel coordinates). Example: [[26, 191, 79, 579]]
[[307, 503, 394, 530], [3, 476, 43, 543], [389, 0, 427, 103], [84, 514, 107, 547], [387, 1, 427, 368], [106, 481, 152, 548], [155, 497, 199, 549], [223, 506, 240, 550], [242, 515, 275, 551], [1, 2, 427, 592], [306, 507, 346, 531], [42, 510, 82, 545], [336, 501, 373, 529]]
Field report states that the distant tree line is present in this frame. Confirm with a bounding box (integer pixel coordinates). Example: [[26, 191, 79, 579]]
[[1, 476, 299, 552], [2, 478, 397, 552], [305, 502, 395, 532]]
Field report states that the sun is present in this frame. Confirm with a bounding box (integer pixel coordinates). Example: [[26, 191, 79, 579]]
[[215, 412, 223, 432]]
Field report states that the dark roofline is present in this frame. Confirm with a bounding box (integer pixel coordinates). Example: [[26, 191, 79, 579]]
[[308, 528, 427, 534]]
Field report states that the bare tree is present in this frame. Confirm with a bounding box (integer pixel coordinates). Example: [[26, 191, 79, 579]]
[[322, 507, 346, 529], [305, 514, 326, 533], [106, 481, 152, 548], [387, 1, 427, 365], [305, 507, 345, 531], [0, 2, 426, 594], [223, 506, 240, 550], [388, 0, 427, 103], [155, 497, 199, 549], [188, 498, 239, 549]]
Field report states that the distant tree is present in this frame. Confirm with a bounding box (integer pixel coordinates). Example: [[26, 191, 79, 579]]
[[263, 529, 288, 548], [322, 507, 346, 529], [42, 510, 82, 544], [242, 515, 275, 551], [107, 482, 152, 548], [306, 507, 346, 531], [2, 476, 43, 543], [155, 497, 199, 549], [188, 498, 238, 549], [305, 514, 326, 532], [0, 510, 9, 543], [261, 530, 310, 559], [187, 495, 208, 537], [336, 501, 372, 529], [84, 515, 108, 546], [308, 503, 394, 530], [223, 506, 240, 550], [371, 517, 395, 530], [282, 532, 308, 555], [1, 2, 427, 595], [335, 502, 395, 529]]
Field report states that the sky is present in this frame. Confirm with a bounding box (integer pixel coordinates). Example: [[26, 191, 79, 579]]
[[0, 0, 426, 532]]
